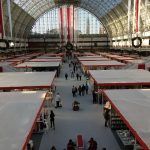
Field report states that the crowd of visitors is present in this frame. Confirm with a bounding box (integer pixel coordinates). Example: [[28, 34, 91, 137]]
[[71, 83, 89, 97], [40, 54, 110, 150], [65, 56, 83, 81]]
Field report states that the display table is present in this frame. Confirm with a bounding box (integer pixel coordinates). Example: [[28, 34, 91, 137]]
[[0, 91, 46, 150], [80, 60, 126, 70], [37, 56, 62, 59], [115, 130, 134, 150], [15, 61, 61, 76], [15, 61, 60, 68], [42, 53, 64, 57], [81, 52, 97, 56], [77, 57, 109, 61], [122, 59, 144, 64], [0, 71, 56, 90], [102, 89, 150, 150], [7, 58, 27, 62], [89, 69, 150, 89], [74, 52, 96, 57], [29, 58, 62, 62]]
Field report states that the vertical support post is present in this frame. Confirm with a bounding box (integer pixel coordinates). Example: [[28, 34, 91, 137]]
[[0, 0, 4, 39], [60, 7, 64, 47], [7, 0, 13, 39], [133, 0, 136, 33]]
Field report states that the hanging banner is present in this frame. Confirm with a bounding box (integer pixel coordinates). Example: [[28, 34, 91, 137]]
[[131, 0, 142, 48], [60, 5, 74, 45], [67, 6, 70, 43], [135, 0, 139, 33], [72, 6, 75, 45], [63, 6, 67, 44], [0, 0, 3, 39], [60, 7, 64, 46], [7, 0, 12, 38]]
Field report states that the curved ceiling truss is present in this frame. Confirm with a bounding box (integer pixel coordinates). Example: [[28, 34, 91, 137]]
[[13, 0, 122, 19], [11, 0, 123, 38], [2, 0, 148, 39]]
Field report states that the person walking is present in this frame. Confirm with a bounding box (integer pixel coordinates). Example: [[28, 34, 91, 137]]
[[50, 146, 56, 150], [75, 86, 78, 97], [65, 73, 68, 80], [50, 110, 55, 129], [103, 101, 111, 127], [78, 85, 82, 96], [88, 137, 97, 150], [73, 65, 76, 73], [55, 93, 61, 108], [72, 86, 76, 97], [79, 72, 82, 81], [81, 84, 85, 96], [85, 83, 89, 94], [76, 73, 79, 80], [103, 108, 110, 127], [92, 90, 97, 104], [67, 139, 76, 150], [71, 70, 74, 78]]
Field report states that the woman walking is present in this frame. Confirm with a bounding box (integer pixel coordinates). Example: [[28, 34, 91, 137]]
[[50, 110, 55, 129]]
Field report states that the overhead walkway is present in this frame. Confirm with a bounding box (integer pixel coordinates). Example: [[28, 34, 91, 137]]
[[39, 59, 121, 150]]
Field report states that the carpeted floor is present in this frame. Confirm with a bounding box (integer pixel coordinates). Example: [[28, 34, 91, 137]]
[[39, 59, 121, 150]]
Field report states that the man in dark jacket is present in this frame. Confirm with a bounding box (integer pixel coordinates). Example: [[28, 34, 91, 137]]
[[81, 84, 85, 96], [104, 108, 110, 127], [67, 139, 76, 150]]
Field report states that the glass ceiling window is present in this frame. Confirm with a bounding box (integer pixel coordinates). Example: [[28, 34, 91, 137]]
[[81, 0, 122, 16], [31, 7, 106, 35], [13, 0, 122, 18], [31, 8, 60, 34], [13, 0, 55, 18]]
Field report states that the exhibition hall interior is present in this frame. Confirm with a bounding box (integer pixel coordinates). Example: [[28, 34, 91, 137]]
[[0, 0, 150, 150]]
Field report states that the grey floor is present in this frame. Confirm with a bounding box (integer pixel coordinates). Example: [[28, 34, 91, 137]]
[[39, 60, 121, 150]]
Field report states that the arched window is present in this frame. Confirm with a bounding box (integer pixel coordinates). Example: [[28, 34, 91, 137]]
[[31, 7, 106, 35]]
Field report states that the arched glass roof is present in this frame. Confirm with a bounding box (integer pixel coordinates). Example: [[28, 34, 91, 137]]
[[13, 0, 122, 19], [31, 7, 106, 34], [13, 0, 56, 18]]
